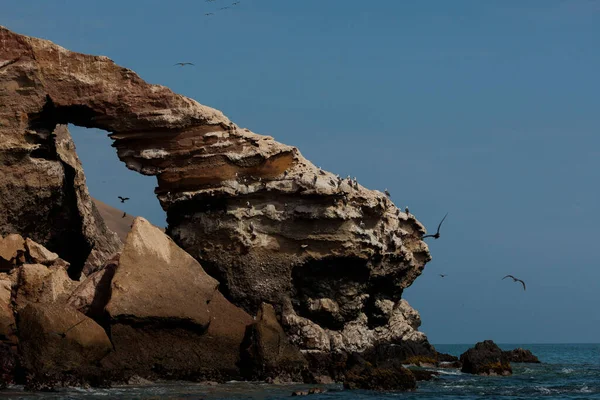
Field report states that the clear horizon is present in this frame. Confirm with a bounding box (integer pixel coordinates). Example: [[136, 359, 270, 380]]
[[3, 0, 599, 344]]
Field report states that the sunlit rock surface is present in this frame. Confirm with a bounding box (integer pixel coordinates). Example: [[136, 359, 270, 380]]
[[0, 26, 433, 362]]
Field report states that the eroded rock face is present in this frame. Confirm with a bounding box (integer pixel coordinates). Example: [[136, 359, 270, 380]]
[[240, 303, 308, 382], [0, 26, 432, 360], [102, 217, 253, 382]]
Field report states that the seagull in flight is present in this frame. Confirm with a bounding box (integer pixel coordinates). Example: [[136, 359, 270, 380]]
[[174, 62, 194, 67], [439, 274, 447, 278], [422, 213, 448, 240], [118, 196, 130, 203], [502, 275, 526, 291], [205, 12, 214, 16], [220, 6, 230, 10]]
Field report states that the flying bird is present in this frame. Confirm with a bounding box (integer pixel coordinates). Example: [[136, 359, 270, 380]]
[[422, 213, 449, 240], [205, 13, 214, 16], [502, 275, 526, 291], [118, 196, 129, 203], [174, 62, 194, 66], [220, 6, 230, 10], [232, 1, 240, 4], [439, 274, 447, 278]]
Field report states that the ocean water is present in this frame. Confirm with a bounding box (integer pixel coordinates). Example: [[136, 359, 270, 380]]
[[1, 344, 599, 399]]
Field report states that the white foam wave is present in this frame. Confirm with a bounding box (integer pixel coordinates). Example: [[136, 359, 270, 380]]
[[535, 386, 553, 394], [561, 367, 574, 374], [436, 369, 463, 375], [580, 386, 592, 393]]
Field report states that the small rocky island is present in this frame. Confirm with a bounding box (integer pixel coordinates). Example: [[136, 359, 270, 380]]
[[0, 26, 540, 392], [0, 26, 436, 390]]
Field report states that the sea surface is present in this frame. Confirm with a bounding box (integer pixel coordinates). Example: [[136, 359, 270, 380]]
[[1, 344, 599, 399]]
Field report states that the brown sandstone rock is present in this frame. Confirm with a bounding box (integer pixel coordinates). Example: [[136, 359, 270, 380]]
[[18, 303, 112, 388], [0, 25, 433, 367], [240, 303, 307, 382], [15, 264, 77, 310], [25, 238, 59, 265], [106, 218, 218, 326], [0, 279, 16, 343], [67, 255, 118, 319], [102, 217, 253, 382], [0, 234, 25, 271]]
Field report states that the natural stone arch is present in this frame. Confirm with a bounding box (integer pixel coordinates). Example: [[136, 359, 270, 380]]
[[0, 26, 433, 354]]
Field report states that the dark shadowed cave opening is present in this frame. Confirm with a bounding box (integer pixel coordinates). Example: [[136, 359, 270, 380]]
[[291, 257, 371, 330]]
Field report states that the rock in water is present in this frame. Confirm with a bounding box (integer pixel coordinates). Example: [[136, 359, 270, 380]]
[[102, 217, 253, 382], [503, 348, 541, 363], [240, 303, 307, 381], [17, 303, 113, 389], [460, 340, 512, 376], [0, 25, 434, 376], [343, 354, 416, 391]]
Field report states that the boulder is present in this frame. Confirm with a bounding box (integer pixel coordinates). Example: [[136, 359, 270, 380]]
[[67, 255, 118, 319], [409, 369, 439, 381], [343, 354, 416, 391], [460, 340, 512, 376], [25, 238, 59, 265], [17, 303, 112, 388], [503, 348, 541, 363], [0, 234, 25, 271], [14, 264, 77, 311], [102, 217, 253, 382], [240, 303, 308, 382]]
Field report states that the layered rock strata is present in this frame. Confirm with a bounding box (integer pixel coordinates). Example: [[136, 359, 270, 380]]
[[0, 26, 434, 370]]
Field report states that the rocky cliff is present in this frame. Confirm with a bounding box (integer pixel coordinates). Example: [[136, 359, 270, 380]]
[[0, 25, 434, 375]]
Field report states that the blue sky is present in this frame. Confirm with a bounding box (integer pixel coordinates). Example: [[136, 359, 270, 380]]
[[3, 0, 599, 344]]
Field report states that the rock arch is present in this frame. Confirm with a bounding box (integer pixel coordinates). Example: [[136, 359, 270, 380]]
[[0, 26, 432, 353]]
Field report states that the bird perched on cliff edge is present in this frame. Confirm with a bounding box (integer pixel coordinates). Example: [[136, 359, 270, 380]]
[[384, 188, 391, 198], [118, 196, 129, 203], [174, 62, 194, 66], [121, 212, 126, 218], [422, 213, 448, 240], [502, 275, 526, 291], [405, 206, 410, 216]]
